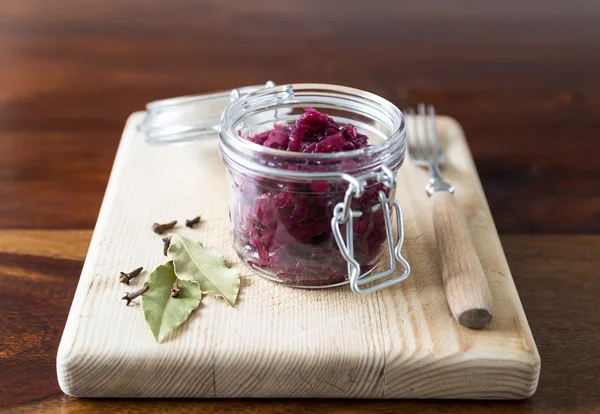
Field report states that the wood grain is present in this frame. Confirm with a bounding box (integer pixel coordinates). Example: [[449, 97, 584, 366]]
[[1, 0, 600, 232], [53, 113, 538, 399], [1, 0, 599, 412], [0, 230, 91, 261], [431, 191, 493, 329], [1, 233, 599, 412]]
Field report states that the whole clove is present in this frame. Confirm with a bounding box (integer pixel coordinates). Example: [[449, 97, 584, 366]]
[[152, 220, 177, 235], [162, 236, 172, 256], [185, 215, 202, 228], [119, 266, 143, 285], [171, 282, 180, 298], [122, 285, 149, 306]]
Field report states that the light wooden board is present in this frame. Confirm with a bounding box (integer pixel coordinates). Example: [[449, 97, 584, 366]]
[[56, 112, 540, 399]]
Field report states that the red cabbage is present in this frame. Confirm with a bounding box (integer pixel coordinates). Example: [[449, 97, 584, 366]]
[[232, 108, 389, 286]]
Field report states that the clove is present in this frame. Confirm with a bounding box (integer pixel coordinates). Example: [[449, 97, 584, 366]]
[[171, 282, 180, 298], [162, 236, 172, 256], [152, 220, 177, 235], [119, 266, 143, 285], [185, 215, 202, 228], [122, 285, 149, 306]]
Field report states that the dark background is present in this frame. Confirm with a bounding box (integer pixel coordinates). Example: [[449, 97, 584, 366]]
[[1, 1, 599, 413]]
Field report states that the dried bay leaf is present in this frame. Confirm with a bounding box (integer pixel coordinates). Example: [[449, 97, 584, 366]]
[[168, 234, 240, 306], [142, 261, 202, 343]]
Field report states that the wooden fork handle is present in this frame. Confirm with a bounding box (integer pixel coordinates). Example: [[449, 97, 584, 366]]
[[431, 191, 493, 329]]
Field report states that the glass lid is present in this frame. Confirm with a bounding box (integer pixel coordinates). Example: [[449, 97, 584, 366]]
[[138, 81, 276, 145]]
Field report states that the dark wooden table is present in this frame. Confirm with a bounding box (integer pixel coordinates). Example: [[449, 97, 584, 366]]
[[1, 1, 599, 413]]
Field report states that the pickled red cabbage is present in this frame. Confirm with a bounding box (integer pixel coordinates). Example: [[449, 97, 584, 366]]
[[232, 108, 388, 286]]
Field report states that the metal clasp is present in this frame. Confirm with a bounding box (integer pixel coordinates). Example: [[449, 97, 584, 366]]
[[331, 165, 411, 294]]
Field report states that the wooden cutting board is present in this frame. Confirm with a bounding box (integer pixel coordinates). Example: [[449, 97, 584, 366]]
[[56, 112, 540, 399]]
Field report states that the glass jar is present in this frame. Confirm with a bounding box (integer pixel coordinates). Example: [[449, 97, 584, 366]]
[[139, 82, 410, 294]]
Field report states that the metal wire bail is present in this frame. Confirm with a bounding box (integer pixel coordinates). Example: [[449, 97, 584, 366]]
[[331, 166, 411, 294]]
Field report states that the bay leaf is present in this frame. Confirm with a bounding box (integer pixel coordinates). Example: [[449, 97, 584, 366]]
[[142, 261, 202, 343], [168, 235, 240, 306]]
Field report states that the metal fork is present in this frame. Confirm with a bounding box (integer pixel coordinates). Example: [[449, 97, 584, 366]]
[[406, 104, 493, 330]]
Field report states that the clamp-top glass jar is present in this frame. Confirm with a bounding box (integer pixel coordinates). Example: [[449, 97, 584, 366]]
[[139, 82, 410, 294]]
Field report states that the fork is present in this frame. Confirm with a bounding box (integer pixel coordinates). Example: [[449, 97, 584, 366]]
[[406, 104, 493, 330]]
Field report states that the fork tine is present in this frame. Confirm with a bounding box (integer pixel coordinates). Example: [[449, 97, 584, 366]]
[[418, 103, 434, 163], [404, 107, 421, 161], [427, 104, 444, 164]]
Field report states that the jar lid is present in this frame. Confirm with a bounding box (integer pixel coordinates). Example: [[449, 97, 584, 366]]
[[138, 81, 276, 145]]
